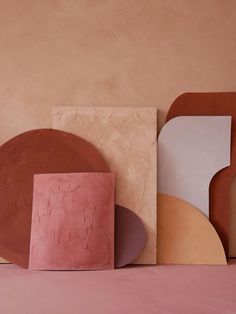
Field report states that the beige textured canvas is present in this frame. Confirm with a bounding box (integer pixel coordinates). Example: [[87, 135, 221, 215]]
[[52, 106, 157, 264]]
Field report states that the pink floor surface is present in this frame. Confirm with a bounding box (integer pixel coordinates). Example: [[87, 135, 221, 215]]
[[0, 262, 236, 314]]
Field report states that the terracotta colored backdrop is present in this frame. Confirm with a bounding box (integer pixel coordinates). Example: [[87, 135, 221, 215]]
[[0, 0, 236, 140], [0, 1, 236, 254]]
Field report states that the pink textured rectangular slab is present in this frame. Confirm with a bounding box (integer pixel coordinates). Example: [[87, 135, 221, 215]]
[[29, 173, 114, 270]]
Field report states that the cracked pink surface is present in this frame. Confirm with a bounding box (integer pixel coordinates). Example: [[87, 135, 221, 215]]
[[29, 173, 114, 270]]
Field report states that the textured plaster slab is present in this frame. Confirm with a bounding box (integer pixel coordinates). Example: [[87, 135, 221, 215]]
[[157, 194, 227, 265], [52, 107, 157, 264], [158, 116, 231, 217], [29, 173, 114, 270]]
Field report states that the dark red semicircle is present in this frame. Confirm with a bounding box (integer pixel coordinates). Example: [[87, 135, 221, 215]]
[[0, 128, 109, 268]]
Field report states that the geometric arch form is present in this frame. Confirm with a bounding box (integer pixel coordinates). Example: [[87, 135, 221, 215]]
[[157, 115, 231, 217], [166, 92, 236, 255], [115, 205, 147, 268], [157, 193, 227, 265]]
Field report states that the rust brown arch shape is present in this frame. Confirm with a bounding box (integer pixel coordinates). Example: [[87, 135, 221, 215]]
[[166, 92, 236, 257]]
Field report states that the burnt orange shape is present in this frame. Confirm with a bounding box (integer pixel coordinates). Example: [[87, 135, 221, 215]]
[[157, 193, 227, 265], [166, 92, 236, 256]]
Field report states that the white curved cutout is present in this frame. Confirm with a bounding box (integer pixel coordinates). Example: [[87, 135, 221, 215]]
[[157, 116, 231, 217]]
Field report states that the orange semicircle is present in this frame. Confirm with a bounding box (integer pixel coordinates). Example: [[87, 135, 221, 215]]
[[157, 193, 227, 265]]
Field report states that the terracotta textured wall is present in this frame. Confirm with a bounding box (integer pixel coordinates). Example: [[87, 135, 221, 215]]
[[0, 0, 236, 143], [0, 1, 236, 255]]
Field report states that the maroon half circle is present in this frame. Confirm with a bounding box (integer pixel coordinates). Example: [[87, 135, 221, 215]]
[[0, 128, 109, 268], [115, 205, 147, 268]]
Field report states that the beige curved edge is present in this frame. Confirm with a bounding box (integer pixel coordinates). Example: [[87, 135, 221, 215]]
[[157, 193, 227, 265], [0, 257, 9, 264]]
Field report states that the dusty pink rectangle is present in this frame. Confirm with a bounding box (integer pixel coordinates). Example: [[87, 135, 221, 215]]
[[29, 172, 114, 270]]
